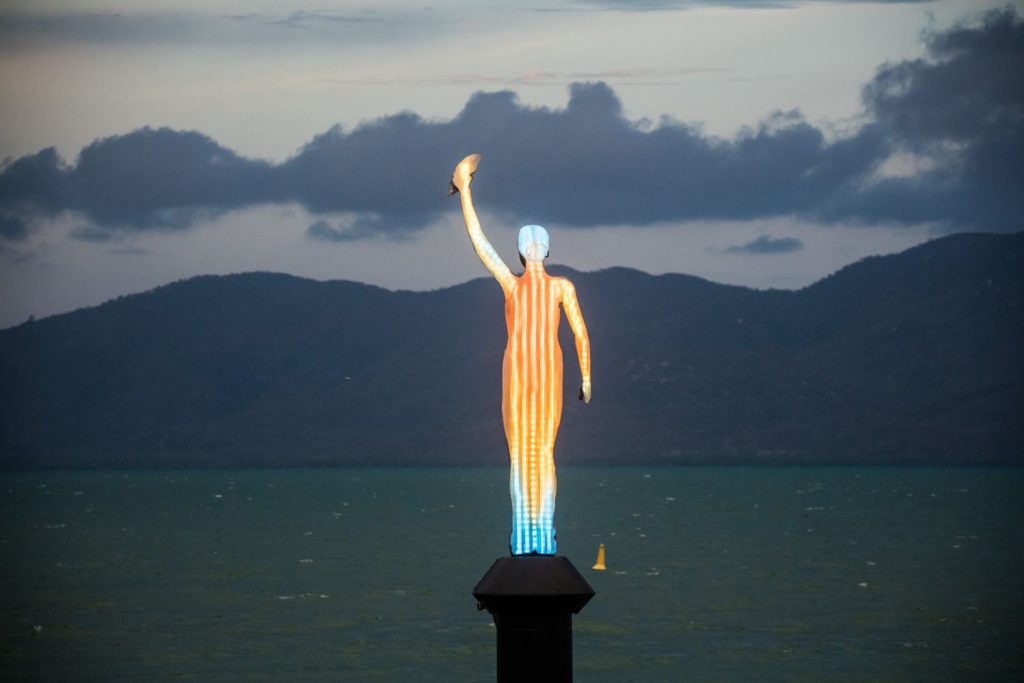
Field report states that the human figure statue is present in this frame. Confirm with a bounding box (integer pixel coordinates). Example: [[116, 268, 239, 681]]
[[449, 153, 591, 556]]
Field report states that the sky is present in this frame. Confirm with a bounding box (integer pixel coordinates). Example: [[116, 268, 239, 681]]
[[1, 0, 1022, 327]]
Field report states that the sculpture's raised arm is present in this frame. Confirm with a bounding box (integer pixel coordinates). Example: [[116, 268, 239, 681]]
[[449, 154, 516, 296]]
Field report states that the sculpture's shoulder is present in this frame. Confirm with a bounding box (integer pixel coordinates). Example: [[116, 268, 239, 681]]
[[506, 272, 525, 298], [550, 275, 576, 299]]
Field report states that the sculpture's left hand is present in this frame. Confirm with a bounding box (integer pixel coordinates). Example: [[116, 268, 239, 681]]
[[579, 380, 592, 404], [448, 153, 481, 196]]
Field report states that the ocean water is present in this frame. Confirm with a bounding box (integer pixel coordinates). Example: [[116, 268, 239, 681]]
[[1, 467, 1022, 682]]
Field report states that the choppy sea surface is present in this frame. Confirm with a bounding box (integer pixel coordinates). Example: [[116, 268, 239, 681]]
[[2, 467, 1022, 681]]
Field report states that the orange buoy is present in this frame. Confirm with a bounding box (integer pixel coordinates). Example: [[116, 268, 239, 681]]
[[592, 543, 606, 571]]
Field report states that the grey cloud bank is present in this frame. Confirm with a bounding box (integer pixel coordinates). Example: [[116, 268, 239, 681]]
[[1, 7, 1020, 244], [723, 235, 804, 255]]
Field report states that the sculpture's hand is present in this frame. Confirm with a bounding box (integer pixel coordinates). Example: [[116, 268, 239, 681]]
[[448, 153, 481, 196], [579, 379, 592, 404]]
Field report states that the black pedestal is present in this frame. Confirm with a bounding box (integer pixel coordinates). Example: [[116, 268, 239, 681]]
[[473, 556, 595, 682]]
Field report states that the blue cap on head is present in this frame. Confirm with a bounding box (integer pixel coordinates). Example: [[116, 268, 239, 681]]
[[518, 225, 549, 262]]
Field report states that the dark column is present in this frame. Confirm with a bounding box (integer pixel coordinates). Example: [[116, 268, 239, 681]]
[[473, 556, 595, 682]]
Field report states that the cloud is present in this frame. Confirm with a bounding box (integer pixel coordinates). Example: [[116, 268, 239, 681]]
[[307, 220, 352, 243], [575, 0, 935, 10], [826, 7, 1024, 229], [0, 128, 279, 240], [267, 10, 386, 27], [306, 216, 407, 243], [0, 213, 29, 241], [722, 235, 804, 255], [0, 8, 408, 52], [73, 128, 279, 228], [309, 66, 730, 88], [69, 225, 116, 243], [1, 7, 1020, 243]]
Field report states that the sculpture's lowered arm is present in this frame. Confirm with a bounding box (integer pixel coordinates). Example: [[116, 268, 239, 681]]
[[562, 280, 592, 404]]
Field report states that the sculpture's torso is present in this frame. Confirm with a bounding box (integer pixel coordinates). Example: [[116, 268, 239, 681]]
[[502, 261, 566, 554]]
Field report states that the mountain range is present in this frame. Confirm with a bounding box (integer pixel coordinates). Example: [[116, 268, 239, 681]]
[[1, 231, 1021, 468]]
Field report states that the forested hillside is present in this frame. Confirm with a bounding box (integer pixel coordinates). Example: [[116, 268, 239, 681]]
[[1, 232, 1021, 468]]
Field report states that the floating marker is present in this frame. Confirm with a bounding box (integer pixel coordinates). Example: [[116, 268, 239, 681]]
[[592, 543, 606, 571]]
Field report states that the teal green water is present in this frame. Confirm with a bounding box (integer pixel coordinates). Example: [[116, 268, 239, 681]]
[[1, 467, 1021, 681]]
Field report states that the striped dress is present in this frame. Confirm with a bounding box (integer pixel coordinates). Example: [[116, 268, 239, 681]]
[[502, 261, 590, 554]]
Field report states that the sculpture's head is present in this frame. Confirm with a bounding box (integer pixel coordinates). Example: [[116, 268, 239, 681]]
[[518, 225, 550, 264]]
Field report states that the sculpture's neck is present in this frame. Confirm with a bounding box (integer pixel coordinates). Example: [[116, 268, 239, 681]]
[[524, 261, 545, 277]]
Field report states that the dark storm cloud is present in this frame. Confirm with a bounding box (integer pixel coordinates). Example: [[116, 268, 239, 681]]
[[0, 88, 886, 239], [824, 7, 1024, 230], [864, 9, 1024, 146], [70, 128, 278, 228], [722, 235, 804, 255], [0, 213, 29, 241], [0, 7, 1020, 243], [0, 128, 279, 239]]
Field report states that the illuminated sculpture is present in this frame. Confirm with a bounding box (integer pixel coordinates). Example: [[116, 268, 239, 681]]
[[449, 153, 591, 555]]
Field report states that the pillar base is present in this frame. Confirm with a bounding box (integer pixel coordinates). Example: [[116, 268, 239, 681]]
[[473, 556, 595, 682]]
